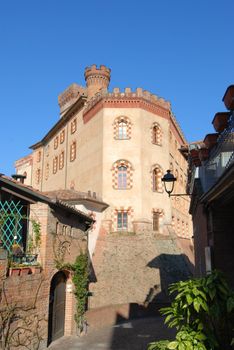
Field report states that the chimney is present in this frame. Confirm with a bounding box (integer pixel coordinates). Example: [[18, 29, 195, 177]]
[[12, 174, 26, 184]]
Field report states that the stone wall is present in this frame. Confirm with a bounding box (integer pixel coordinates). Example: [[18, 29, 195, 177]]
[[89, 225, 192, 310]]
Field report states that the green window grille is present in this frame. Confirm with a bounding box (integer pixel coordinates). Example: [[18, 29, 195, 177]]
[[0, 201, 24, 252]]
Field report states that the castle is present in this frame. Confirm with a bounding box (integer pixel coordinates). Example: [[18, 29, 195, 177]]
[[15, 65, 193, 319]]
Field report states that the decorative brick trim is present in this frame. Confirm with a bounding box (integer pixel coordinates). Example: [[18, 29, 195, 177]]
[[70, 141, 76, 162], [112, 206, 134, 231], [83, 97, 170, 124], [111, 159, 133, 190]]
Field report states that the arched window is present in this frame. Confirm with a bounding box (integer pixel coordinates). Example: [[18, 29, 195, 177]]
[[118, 165, 127, 189], [114, 116, 132, 140], [151, 123, 162, 145], [112, 160, 133, 190], [118, 120, 128, 139], [152, 165, 163, 192]]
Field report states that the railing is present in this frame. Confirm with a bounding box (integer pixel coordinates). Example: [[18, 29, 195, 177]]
[[201, 112, 234, 192]]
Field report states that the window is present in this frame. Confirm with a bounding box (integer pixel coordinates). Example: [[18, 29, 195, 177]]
[[112, 160, 133, 190], [114, 116, 131, 140], [53, 157, 58, 174], [45, 163, 49, 180], [152, 123, 162, 145], [118, 166, 127, 189], [60, 130, 65, 144], [54, 136, 58, 150], [70, 141, 76, 162], [153, 212, 160, 231], [118, 120, 128, 139], [59, 151, 64, 169], [71, 118, 77, 134], [35, 169, 41, 184], [37, 151, 41, 162], [152, 166, 163, 192], [117, 211, 128, 230]]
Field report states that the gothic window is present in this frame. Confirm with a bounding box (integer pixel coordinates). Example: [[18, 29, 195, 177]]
[[117, 211, 128, 230], [151, 123, 162, 145], [53, 156, 58, 174], [152, 165, 163, 192], [112, 160, 133, 190], [71, 118, 77, 134], [118, 121, 127, 139], [118, 166, 127, 189], [113, 116, 132, 140], [70, 141, 76, 162], [59, 151, 64, 169], [60, 130, 65, 144], [54, 136, 58, 150]]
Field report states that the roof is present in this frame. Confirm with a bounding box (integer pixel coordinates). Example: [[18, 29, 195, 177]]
[[30, 95, 87, 150], [43, 189, 109, 212], [0, 175, 94, 224]]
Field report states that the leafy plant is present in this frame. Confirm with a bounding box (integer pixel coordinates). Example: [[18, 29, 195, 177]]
[[148, 270, 234, 350], [148, 340, 170, 350], [55, 251, 89, 333]]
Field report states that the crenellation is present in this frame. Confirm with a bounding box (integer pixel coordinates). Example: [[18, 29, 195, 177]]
[[124, 87, 131, 93], [113, 87, 120, 94]]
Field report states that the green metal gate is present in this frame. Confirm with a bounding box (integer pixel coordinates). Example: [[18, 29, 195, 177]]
[[0, 201, 24, 252]]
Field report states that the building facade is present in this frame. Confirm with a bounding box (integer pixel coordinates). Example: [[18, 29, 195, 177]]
[[15, 65, 193, 317], [0, 174, 93, 348], [188, 85, 234, 286]]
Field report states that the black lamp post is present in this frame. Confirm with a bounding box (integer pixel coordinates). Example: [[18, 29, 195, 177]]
[[162, 170, 191, 197]]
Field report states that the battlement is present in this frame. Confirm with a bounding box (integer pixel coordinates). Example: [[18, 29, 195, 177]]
[[84, 87, 171, 113], [58, 83, 87, 116], [83, 87, 187, 143], [84, 64, 111, 98], [84, 64, 111, 80]]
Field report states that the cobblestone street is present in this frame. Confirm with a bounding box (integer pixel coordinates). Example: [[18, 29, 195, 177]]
[[48, 316, 175, 350]]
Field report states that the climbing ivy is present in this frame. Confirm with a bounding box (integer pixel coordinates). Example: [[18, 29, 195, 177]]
[[72, 252, 89, 332], [56, 251, 89, 332]]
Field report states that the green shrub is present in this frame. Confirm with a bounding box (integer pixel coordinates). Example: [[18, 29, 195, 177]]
[[148, 270, 234, 350]]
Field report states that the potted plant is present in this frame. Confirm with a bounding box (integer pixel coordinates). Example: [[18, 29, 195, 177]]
[[203, 133, 219, 149], [20, 266, 31, 275], [212, 112, 230, 132], [9, 266, 21, 276], [30, 263, 41, 274], [222, 85, 234, 110]]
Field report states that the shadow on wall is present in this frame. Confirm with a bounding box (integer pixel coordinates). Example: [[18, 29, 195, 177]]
[[146, 253, 193, 302]]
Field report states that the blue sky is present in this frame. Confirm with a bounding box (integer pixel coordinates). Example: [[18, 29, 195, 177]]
[[0, 0, 233, 176]]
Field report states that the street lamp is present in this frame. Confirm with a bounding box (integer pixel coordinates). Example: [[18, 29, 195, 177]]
[[161, 170, 191, 197]]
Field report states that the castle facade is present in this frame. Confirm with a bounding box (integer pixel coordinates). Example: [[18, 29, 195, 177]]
[[15, 65, 193, 314]]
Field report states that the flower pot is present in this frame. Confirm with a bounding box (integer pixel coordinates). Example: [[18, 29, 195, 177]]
[[212, 112, 230, 132], [20, 267, 31, 276], [222, 85, 234, 110], [203, 133, 219, 149], [30, 266, 41, 274], [9, 268, 21, 276], [199, 148, 209, 161]]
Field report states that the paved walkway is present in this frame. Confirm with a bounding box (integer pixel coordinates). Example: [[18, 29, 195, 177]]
[[48, 316, 175, 350]]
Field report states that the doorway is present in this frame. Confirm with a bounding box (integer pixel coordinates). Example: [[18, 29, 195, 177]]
[[48, 271, 67, 346]]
